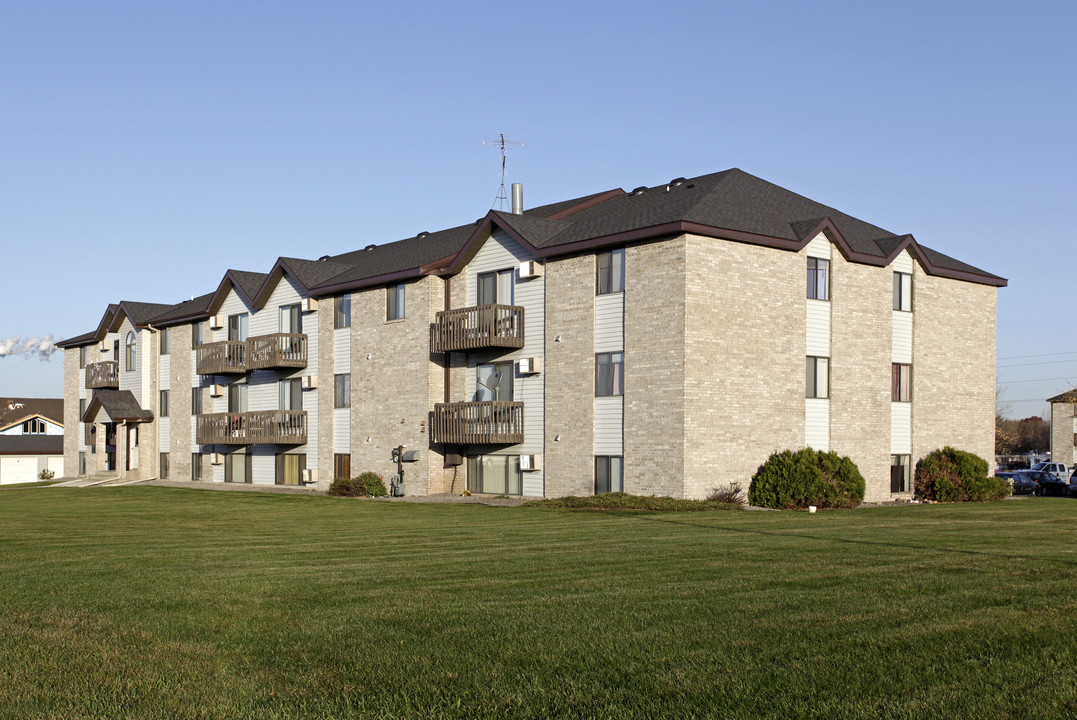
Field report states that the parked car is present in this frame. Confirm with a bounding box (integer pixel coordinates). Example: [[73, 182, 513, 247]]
[[1030, 462, 1071, 481], [1020, 470, 1070, 496], [1011, 473, 1040, 496]]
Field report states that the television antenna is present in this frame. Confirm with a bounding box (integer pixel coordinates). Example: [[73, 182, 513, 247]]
[[481, 133, 526, 210]]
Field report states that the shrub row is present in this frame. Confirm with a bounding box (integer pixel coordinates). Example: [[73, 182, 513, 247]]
[[328, 472, 388, 498]]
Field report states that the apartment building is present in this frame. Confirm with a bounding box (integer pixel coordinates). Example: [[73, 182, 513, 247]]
[[58, 168, 1005, 501]]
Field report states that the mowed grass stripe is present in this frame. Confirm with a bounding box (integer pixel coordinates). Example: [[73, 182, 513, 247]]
[[1, 486, 1075, 719]]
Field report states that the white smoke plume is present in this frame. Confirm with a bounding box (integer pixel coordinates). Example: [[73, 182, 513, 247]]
[[0, 334, 60, 361]]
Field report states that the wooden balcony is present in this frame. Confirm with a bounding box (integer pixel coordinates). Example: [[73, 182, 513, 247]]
[[196, 410, 308, 445], [196, 340, 247, 375], [432, 304, 524, 353], [85, 361, 119, 389], [248, 333, 308, 371], [433, 401, 524, 445]]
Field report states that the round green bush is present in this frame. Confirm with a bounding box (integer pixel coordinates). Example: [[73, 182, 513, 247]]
[[328, 472, 388, 498], [748, 448, 865, 509], [915, 447, 1008, 502]]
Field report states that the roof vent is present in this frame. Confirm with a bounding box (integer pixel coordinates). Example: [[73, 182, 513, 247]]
[[365, 244, 377, 251], [631, 186, 648, 195], [318, 255, 331, 262], [511, 183, 523, 215], [417, 231, 429, 238], [670, 177, 687, 186]]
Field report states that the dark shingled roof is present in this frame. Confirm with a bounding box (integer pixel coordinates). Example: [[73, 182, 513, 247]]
[[1048, 390, 1077, 403], [0, 435, 63, 454], [120, 301, 177, 327], [55, 330, 99, 349], [229, 270, 268, 301], [0, 398, 64, 430], [150, 292, 216, 325], [315, 224, 477, 288], [279, 258, 355, 290], [83, 390, 153, 423]]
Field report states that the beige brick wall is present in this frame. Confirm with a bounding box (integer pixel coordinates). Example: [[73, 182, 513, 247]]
[[830, 251, 892, 501], [169, 325, 193, 481], [63, 349, 81, 477], [681, 234, 804, 499], [1051, 402, 1074, 466], [350, 276, 444, 495], [544, 254, 597, 497], [912, 267, 997, 478]]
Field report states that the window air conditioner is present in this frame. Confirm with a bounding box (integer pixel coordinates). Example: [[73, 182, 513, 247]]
[[302, 468, 317, 484], [210, 384, 224, 397], [99, 340, 108, 353], [302, 375, 317, 389], [209, 315, 221, 330], [519, 260, 543, 279], [301, 298, 318, 312], [518, 357, 542, 374], [211, 453, 223, 465], [519, 454, 542, 471]]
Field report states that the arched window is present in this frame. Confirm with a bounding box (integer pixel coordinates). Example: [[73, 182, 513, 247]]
[[125, 332, 136, 372]]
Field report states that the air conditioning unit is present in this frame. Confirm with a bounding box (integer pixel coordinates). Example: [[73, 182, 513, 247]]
[[210, 384, 224, 397], [519, 454, 542, 471], [302, 375, 317, 389], [518, 357, 542, 374], [301, 298, 318, 312], [211, 453, 223, 465], [99, 340, 108, 353], [302, 468, 318, 484], [208, 315, 221, 329], [519, 260, 543, 279]]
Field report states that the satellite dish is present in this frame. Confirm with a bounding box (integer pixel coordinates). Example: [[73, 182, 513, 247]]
[[478, 370, 502, 390]]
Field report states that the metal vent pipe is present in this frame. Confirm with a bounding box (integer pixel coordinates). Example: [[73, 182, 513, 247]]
[[511, 183, 523, 214]]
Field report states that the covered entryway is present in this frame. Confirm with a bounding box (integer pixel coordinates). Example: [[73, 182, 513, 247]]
[[81, 390, 154, 481]]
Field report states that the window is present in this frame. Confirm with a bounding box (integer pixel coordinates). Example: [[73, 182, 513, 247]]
[[476, 362, 513, 401], [477, 269, 514, 306], [279, 379, 302, 411], [467, 455, 522, 495], [275, 454, 307, 486], [890, 455, 910, 493], [79, 346, 87, 368], [191, 453, 203, 481], [335, 374, 351, 408], [280, 304, 301, 335], [597, 249, 625, 294], [596, 352, 625, 397], [225, 452, 251, 484], [334, 295, 351, 329], [22, 419, 46, 434], [806, 357, 829, 399], [807, 257, 829, 300], [892, 363, 911, 402], [79, 398, 86, 423], [160, 329, 170, 355], [595, 456, 624, 494], [228, 313, 249, 342], [893, 272, 912, 311], [192, 387, 203, 415], [78, 452, 86, 475], [334, 453, 351, 481], [125, 332, 136, 371], [229, 383, 250, 413], [160, 452, 170, 480], [387, 284, 406, 320], [192, 321, 205, 347], [159, 390, 169, 418]]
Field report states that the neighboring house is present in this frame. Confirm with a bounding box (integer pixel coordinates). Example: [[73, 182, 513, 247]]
[[56, 168, 1005, 501], [0, 398, 64, 484], [1047, 390, 1077, 467]]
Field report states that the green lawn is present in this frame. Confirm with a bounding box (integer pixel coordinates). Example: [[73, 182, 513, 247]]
[[1, 487, 1075, 720]]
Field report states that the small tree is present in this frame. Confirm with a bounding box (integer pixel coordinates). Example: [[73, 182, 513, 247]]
[[915, 447, 1008, 502], [749, 448, 865, 510]]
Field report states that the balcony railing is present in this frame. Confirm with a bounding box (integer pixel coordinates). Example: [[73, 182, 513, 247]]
[[432, 305, 525, 353], [196, 410, 308, 445], [196, 340, 247, 375], [433, 401, 524, 445], [85, 361, 119, 389], [248, 333, 308, 371]]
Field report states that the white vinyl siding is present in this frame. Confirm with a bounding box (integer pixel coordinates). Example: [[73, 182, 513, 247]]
[[805, 235, 831, 452], [806, 300, 830, 357], [891, 400, 912, 454], [891, 251, 913, 457], [464, 228, 545, 496], [334, 325, 351, 454], [117, 319, 142, 405], [892, 311, 913, 364], [595, 291, 624, 455], [805, 399, 829, 451], [595, 293, 624, 353], [594, 397, 623, 455]]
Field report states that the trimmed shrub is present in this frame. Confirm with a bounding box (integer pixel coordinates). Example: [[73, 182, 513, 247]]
[[749, 448, 866, 510], [328, 472, 388, 498], [915, 447, 1008, 502]]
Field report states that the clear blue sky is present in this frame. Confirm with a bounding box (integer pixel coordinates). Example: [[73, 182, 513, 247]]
[[1, 1, 1073, 419]]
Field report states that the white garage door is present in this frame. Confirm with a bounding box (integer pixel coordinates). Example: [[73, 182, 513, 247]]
[[0, 456, 38, 484]]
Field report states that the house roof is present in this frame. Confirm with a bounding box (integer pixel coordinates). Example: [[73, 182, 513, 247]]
[[1047, 390, 1077, 403], [0, 398, 64, 431], [59, 168, 1006, 341], [82, 390, 153, 423], [0, 435, 63, 455]]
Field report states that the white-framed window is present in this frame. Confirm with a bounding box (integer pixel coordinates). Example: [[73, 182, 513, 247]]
[[125, 332, 136, 371], [596, 352, 624, 397], [892, 363, 911, 402], [595, 456, 624, 494], [467, 455, 521, 495], [22, 418, 47, 434], [806, 356, 829, 399], [893, 272, 912, 311], [597, 249, 625, 294], [807, 257, 829, 300], [387, 284, 406, 320]]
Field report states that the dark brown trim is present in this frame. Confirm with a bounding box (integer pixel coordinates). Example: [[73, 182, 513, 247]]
[[546, 189, 625, 220]]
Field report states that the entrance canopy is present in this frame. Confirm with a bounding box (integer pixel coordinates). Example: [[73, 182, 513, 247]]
[[81, 390, 154, 424]]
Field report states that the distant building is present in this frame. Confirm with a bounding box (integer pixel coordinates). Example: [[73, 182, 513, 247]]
[[1047, 390, 1077, 467], [0, 398, 64, 484], [57, 168, 1004, 500]]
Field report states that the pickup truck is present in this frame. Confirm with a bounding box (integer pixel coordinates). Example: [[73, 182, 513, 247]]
[[1029, 461, 1072, 481]]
